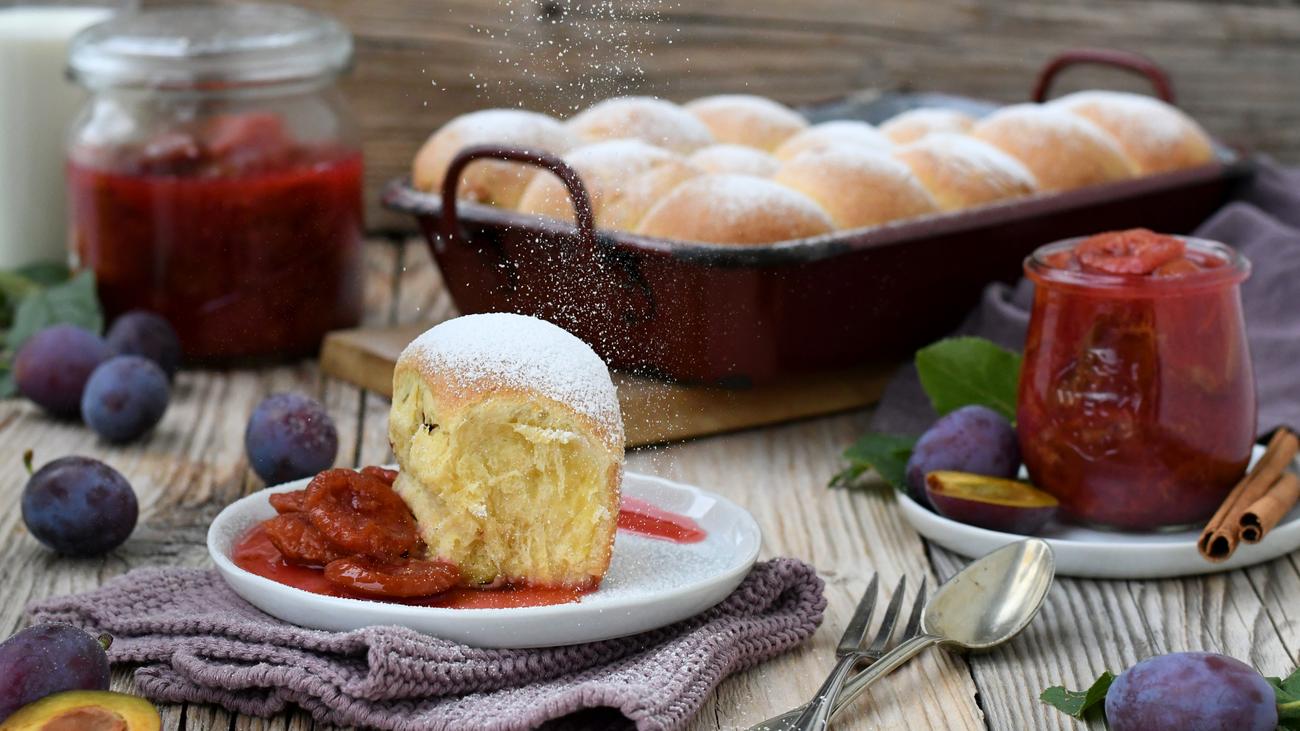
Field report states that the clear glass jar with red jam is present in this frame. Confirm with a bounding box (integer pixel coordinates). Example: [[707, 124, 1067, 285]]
[[1018, 229, 1256, 531], [66, 4, 363, 361]]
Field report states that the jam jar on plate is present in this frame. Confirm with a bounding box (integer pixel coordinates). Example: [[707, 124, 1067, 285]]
[[1018, 229, 1256, 531], [66, 4, 363, 361]]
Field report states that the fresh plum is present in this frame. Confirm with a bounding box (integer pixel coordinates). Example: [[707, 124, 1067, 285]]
[[105, 310, 181, 379], [80, 356, 170, 443], [1105, 652, 1276, 731], [925, 471, 1057, 534], [244, 392, 338, 485], [22, 456, 138, 556], [905, 405, 1020, 507], [0, 624, 110, 723], [12, 325, 111, 418]]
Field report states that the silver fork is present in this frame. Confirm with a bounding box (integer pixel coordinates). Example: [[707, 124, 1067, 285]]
[[747, 575, 928, 731]]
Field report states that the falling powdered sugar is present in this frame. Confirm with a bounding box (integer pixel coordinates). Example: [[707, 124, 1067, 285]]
[[400, 313, 623, 442]]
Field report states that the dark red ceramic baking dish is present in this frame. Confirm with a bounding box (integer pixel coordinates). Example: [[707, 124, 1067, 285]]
[[384, 49, 1253, 386]]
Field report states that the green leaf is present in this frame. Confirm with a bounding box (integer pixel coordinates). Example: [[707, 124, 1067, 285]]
[[1269, 668, 1300, 726], [1040, 671, 1115, 720], [915, 336, 1022, 421], [14, 261, 72, 287], [5, 270, 102, 352], [830, 432, 917, 490]]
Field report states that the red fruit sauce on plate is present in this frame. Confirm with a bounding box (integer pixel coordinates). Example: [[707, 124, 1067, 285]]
[[232, 497, 708, 608]]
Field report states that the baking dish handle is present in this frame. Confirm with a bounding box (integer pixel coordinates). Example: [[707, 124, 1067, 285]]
[[440, 145, 655, 326], [440, 144, 598, 251], [1032, 48, 1176, 104]]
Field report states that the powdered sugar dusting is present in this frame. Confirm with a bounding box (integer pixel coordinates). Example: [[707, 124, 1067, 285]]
[[567, 96, 714, 152], [677, 173, 823, 223], [901, 132, 1037, 187], [688, 144, 780, 176], [401, 313, 623, 443], [1051, 90, 1200, 148], [442, 108, 573, 147]]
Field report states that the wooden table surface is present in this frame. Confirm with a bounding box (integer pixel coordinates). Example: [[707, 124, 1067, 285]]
[[4, 237, 1299, 731]]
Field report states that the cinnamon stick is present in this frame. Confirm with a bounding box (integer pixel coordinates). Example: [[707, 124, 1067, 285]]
[[1197, 428, 1298, 562], [1239, 472, 1300, 544]]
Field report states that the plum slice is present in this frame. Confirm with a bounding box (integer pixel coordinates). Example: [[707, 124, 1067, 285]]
[[0, 690, 161, 731], [925, 471, 1058, 535]]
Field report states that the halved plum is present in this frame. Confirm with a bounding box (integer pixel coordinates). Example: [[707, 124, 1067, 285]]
[[0, 690, 160, 731], [925, 471, 1058, 535]]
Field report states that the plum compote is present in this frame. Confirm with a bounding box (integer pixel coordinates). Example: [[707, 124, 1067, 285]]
[[1018, 230, 1255, 531]]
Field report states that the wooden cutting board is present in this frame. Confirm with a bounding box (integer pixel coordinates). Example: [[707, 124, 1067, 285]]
[[321, 323, 897, 447]]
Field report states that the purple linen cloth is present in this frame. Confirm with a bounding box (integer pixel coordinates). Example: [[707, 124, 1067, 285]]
[[871, 158, 1300, 436], [26, 559, 824, 731]]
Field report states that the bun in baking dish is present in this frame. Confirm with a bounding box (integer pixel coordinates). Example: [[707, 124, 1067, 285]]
[[683, 94, 808, 151], [880, 108, 976, 145], [1050, 90, 1215, 174], [566, 96, 714, 153], [516, 139, 702, 230], [774, 145, 939, 229], [636, 173, 834, 245], [388, 313, 624, 589], [688, 144, 781, 177], [971, 104, 1136, 192], [774, 120, 892, 161], [893, 133, 1037, 211], [412, 109, 576, 207]]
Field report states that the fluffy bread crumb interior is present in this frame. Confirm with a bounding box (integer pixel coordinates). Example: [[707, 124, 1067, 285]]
[[389, 369, 619, 589]]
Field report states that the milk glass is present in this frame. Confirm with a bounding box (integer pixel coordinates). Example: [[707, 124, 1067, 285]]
[[0, 0, 132, 268]]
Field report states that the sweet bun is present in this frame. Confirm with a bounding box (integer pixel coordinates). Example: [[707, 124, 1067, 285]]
[[1050, 90, 1215, 174], [774, 120, 892, 161], [388, 313, 624, 590], [683, 94, 808, 151], [688, 144, 781, 177], [773, 145, 939, 229], [893, 133, 1038, 211], [636, 174, 833, 245], [516, 139, 701, 230], [566, 96, 714, 153], [971, 104, 1136, 192], [412, 109, 576, 207], [880, 108, 976, 145]]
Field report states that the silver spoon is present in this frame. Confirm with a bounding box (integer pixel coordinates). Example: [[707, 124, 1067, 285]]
[[754, 538, 1055, 730]]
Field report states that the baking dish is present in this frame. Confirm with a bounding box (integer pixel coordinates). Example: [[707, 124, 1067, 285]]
[[384, 49, 1252, 386]]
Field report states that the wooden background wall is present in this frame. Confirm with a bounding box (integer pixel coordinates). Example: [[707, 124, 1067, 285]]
[[152, 0, 1300, 231]]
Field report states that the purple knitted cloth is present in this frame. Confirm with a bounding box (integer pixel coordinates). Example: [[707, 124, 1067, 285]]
[[26, 559, 824, 731]]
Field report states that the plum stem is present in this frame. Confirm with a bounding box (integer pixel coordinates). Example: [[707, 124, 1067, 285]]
[[22, 449, 33, 475]]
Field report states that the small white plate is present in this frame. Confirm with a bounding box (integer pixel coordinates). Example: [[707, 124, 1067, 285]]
[[900, 445, 1300, 579], [208, 472, 762, 648]]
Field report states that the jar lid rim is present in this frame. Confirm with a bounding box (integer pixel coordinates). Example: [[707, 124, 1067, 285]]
[[69, 3, 352, 89]]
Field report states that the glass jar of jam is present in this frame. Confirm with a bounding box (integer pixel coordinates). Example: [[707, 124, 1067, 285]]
[[66, 4, 363, 361], [1018, 229, 1256, 531]]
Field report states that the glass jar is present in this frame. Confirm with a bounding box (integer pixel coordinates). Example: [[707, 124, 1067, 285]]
[[0, 0, 133, 268], [66, 3, 363, 361], [1017, 231, 1256, 531]]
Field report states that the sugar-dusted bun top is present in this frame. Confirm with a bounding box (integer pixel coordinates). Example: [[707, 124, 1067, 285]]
[[396, 313, 623, 447], [972, 104, 1136, 192], [636, 173, 834, 245], [683, 94, 808, 151], [412, 109, 576, 206], [880, 108, 976, 145], [567, 96, 714, 153], [893, 133, 1037, 211], [516, 139, 701, 231], [688, 144, 781, 177], [1049, 90, 1215, 174], [774, 120, 892, 161], [774, 144, 938, 229]]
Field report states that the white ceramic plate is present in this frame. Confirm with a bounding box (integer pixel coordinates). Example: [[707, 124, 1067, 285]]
[[900, 445, 1300, 579], [208, 471, 761, 648]]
